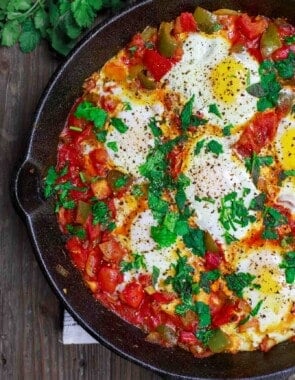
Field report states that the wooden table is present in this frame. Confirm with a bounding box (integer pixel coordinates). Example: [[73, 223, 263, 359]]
[[0, 8, 162, 379]]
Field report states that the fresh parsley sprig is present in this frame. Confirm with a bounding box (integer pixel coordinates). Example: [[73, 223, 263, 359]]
[[0, 0, 125, 56]]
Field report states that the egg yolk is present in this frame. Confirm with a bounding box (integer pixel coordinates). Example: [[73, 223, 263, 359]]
[[258, 269, 281, 295], [280, 128, 295, 170], [210, 57, 247, 104]]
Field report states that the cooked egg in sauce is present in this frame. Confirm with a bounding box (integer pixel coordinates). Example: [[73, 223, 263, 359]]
[[54, 7, 295, 357]]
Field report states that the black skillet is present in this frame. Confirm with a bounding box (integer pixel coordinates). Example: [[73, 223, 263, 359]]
[[12, 0, 295, 378]]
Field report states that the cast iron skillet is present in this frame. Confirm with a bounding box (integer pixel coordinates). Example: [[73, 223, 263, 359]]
[[12, 0, 295, 378]]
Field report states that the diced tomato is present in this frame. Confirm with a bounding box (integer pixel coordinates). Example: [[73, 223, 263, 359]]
[[66, 236, 88, 270], [85, 249, 101, 278], [204, 251, 222, 270], [99, 238, 126, 263], [174, 12, 197, 33], [152, 291, 176, 303], [167, 144, 184, 178], [127, 33, 146, 65], [138, 273, 152, 287], [272, 45, 292, 60], [278, 24, 295, 38], [57, 144, 82, 168], [120, 282, 144, 309], [143, 49, 173, 81], [179, 331, 198, 345], [89, 148, 108, 165], [100, 95, 119, 113], [85, 216, 101, 241], [237, 14, 268, 40], [97, 267, 122, 293], [58, 207, 74, 229], [88, 148, 108, 176], [235, 111, 279, 157], [212, 303, 237, 327]]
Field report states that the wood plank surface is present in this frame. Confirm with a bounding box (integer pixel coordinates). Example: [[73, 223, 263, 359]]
[[0, 9, 162, 380]]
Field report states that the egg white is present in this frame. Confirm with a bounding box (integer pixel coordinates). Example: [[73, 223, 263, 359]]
[[163, 33, 260, 128]]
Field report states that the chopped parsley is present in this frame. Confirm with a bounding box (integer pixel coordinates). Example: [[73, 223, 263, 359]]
[[44, 166, 63, 198], [208, 103, 222, 118], [206, 140, 223, 156], [151, 224, 177, 247], [152, 266, 160, 286], [249, 193, 266, 211], [222, 124, 234, 136], [131, 184, 144, 198], [111, 117, 128, 133], [200, 269, 220, 293], [262, 206, 287, 240], [183, 227, 205, 256], [92, 200, 114, 230], [279, 251, 295, 284], [114, 174, 129, 189], [225, 272, 257, 298], [106, 141, 118, 152], [180, 95, 195, 130], [274, 51, 295, 79], [194, 139, 223, 156], [180, 95, 207, 130], [120, 253, 147, 272], [95, 130, 108, 142], [123, 101, 132, 110], [148, 117, 162, 137], [239, 299, 263, 325], [218, 191, 256, 237], [66, 225, 86, 239], [195, 196, 215, 204], [245, 153, 274, 185], [75, 101, 108, 130], [247, 60, 281, 111]]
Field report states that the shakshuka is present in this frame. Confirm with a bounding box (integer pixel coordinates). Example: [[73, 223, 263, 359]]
[[45, 7, 295, 356]]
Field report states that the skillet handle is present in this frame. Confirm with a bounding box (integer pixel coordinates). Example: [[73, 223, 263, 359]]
[[11, 159, 44, 219]]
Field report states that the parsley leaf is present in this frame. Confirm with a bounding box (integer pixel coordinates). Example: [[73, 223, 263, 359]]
[[66, 224, 86, 239], [225, 272, 256, 297], [111, 117, 128, 133], [92, 200, 112, 228], [180, 95, 195, 130], [75, 101, 108, 129], [206, 140, 223, 156], [222, 124, 234, 136], [249, 193, 266, 211], [279, 251, 295, 284], [219, 191, 256, 237], [120, 252, 146, 272], [285, 35, 295, 44], [245, 154, 274, 185], [19, 18, 41, 53], [152, 265, 160, 286], [274, 51, 295, 79], [148, 117, 162, 137], [262, 206, 287, 240], [208, 103, 222, 118], [106, 141, 118, 152], [200, 270, 220, 293], [194, 301, 211, 328], [151, 225, 177, 248], [183, 227, 205, 256]]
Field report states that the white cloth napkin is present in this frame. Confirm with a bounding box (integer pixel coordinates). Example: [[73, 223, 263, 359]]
[[61, 310, 98, 344]]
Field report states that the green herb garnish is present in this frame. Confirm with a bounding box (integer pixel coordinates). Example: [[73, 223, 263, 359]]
[[111, 117, 128, 133], [208, 103, 222, 118], [279, 251, 295, 284]]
